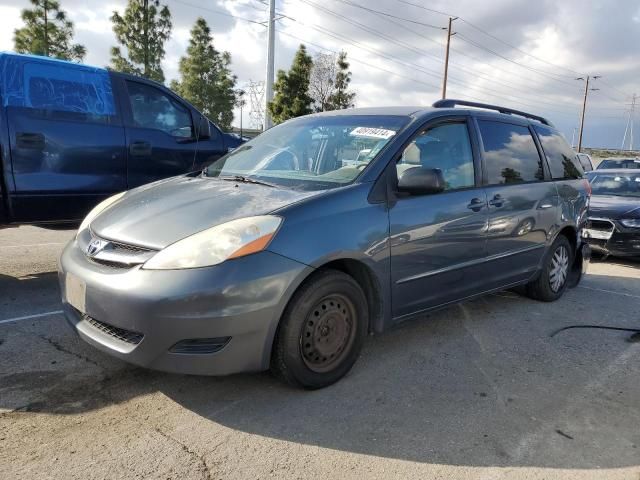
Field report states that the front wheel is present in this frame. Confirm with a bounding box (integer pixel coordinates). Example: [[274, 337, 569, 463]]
[[271, 269, 368, 389], [525, 235, 573, 302]]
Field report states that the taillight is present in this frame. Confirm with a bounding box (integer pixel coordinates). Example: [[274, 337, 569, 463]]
[[582, 178, 592, 197]]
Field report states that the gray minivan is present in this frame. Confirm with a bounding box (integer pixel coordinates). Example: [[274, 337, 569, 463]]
[[58, 100, 590, 389]]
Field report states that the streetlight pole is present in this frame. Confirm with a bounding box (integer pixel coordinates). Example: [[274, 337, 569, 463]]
[[264, 0, 276, 130]]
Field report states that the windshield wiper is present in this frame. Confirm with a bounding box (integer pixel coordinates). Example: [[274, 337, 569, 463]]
[[219, 175, 277, 188]]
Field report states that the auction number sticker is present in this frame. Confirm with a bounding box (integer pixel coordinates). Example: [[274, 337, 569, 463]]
[[349, 127, 396, 139]]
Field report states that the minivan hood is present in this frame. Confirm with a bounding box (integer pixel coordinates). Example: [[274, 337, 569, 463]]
[[91, 175, 319, 250], [589, 194, 640, 220]]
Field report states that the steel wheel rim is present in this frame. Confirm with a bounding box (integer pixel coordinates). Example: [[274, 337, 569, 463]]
[[549, 245, 569, 292], [300, 294, 357, 373]]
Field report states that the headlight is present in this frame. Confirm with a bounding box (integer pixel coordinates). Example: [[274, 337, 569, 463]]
[[620, 218, 640, 228], [77, 192, 126, 235], [143, 215, 282, 270]]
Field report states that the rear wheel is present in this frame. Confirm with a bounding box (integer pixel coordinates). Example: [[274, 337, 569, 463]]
[[525, 235, 573, 302], [271, 269, 368, 389]]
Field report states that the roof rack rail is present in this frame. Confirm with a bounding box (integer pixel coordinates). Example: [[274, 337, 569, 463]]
[[432, 99, 552, 126]]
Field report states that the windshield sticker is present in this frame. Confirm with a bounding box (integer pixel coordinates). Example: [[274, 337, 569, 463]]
[[349, 127, 396, 139]]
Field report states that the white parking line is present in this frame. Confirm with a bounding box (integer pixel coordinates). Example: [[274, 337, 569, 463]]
[[578, 285, 640, 300], [1, 242, 65, 249], [0, 310, 63, 325]]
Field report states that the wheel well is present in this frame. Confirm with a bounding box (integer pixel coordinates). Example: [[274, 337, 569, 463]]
[[317, 259, 383, 333], [557, 226, 577, 253]]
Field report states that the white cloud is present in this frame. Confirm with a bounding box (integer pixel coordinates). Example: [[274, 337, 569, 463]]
[[0, 0, 638, 146]]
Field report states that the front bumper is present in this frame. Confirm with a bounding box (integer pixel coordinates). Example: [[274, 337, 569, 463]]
[[58, 239, 312, 375], [583, 219, 640, 257]]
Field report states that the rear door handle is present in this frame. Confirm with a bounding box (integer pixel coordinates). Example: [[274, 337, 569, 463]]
[[537, 202, 554, 209], [16, 132, 45, 150], [467, 197, 485, 212], [129, 141, 152, 156], [489, 194, 504, 208]]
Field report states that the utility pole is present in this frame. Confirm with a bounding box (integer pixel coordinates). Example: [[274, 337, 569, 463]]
[[576, 75, 600, 153], [441, 17, 457, 100], [264, 0, 276, 131], [622, 93, 636, 151]]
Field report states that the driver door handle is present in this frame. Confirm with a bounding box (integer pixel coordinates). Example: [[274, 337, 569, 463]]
[[129, 141, 152, 156], [467, 197, 485, 212]]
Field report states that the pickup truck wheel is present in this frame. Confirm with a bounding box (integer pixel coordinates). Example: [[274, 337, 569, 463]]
[[526, 235, 573, 302], [271, 269, 368, 389]]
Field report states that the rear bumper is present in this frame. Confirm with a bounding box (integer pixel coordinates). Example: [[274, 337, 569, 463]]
[[58, 239, 312, 375]]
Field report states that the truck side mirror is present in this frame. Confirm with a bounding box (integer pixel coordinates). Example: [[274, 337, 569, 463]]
[[195, 115, 211, 140]]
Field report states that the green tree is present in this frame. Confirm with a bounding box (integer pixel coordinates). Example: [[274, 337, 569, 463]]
[[13, 0, 86, 61], [268, 44, 313, 124], [328, 51, 355, 110], [110, 0, 172, 83], [170, 18, 236, 130], [501, 167, 523, 184]]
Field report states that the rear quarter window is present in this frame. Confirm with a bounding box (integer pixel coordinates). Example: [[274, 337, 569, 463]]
[[533, 125, 583, 179]]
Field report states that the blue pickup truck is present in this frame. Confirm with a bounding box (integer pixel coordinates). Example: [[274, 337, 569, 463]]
[[0, 52, 243, 227]]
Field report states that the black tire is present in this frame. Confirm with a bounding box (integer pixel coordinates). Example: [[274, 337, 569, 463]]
[[525, 235, 573, 302], [271, 269, 368, 389]]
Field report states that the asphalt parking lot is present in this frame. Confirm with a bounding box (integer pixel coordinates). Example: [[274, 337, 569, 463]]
[[1, 226, 639, 479]]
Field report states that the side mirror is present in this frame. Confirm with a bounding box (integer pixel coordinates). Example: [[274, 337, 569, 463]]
[[195, 114, 211, 140], [398, 167, 446, 195]]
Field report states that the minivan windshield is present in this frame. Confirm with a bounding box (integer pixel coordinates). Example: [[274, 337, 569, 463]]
[[205, 115, 409, 191], [587, 172, 640, 197]]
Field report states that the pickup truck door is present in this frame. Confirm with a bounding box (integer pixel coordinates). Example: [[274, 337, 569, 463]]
[[6, 63, 126, 223], [120, 78, 226, 188]]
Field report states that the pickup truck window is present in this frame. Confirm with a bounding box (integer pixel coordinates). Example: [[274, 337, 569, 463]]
[[126, 81, 193, 138], [5, 61, 116, 122]]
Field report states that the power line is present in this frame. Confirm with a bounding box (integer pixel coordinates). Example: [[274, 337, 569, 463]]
[[330, 0, 446, 30], [322, 0, 588, 109], [395, 0, 584, 78], [168, 0, 264, 25], [289, 0, 589, 116]]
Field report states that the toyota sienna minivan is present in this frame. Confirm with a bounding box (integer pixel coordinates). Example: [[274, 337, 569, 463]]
[[59, 100, 591, 389]]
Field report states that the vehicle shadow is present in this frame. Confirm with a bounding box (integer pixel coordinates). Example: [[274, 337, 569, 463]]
[[2, 271, 639, 469], [0, 271, 62, 318]]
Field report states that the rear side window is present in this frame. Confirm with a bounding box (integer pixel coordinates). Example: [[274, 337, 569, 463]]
[[126, 81, 193, 138], [23, 62, 116, 116], [533, 125, 583, 179], [477, 120, 543, 184]]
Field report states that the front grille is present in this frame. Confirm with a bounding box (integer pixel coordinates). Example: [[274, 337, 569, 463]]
[[110, 241, 153, 254], [87, 257, 132, 269], [82, 231, 157, 268], [169, 337, 231, 354], [586, 218, 615, 231], [83, 314, 144, 345]]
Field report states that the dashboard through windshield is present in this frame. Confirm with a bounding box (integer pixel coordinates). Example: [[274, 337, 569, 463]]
[[205, 115, 410, 191]]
